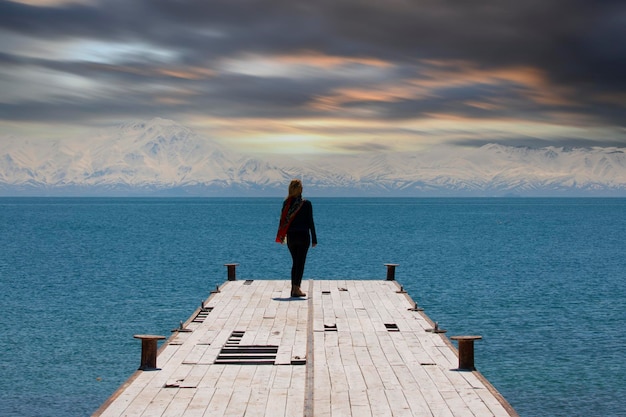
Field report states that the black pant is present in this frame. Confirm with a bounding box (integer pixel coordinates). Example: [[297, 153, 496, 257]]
[[287, 231, 310, 287]]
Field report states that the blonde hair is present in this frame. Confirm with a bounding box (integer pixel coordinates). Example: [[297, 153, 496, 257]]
[[288, 179, 303, 198]]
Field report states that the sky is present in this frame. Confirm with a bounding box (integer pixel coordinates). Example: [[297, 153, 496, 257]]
[[1, 0, 625, 156]]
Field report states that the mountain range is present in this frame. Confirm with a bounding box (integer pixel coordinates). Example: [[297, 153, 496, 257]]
[[1, 118, 625, 196]]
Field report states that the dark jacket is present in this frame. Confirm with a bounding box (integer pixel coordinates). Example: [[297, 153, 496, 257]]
[[286, 199, 317, 245]]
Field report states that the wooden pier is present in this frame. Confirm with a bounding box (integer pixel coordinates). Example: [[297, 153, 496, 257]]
[[94, 276, 518, 416]]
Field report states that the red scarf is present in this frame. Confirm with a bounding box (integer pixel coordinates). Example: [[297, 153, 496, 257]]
[[276, 196, 303, 243]]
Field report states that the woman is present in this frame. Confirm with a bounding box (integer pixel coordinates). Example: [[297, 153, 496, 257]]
[[276, 179, 317, 297]]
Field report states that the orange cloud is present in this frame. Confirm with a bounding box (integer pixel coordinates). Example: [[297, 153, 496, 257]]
[[309, 59, 579, 118], [417, 60, 577, 107], [308, 83, 422, 112], [86, 63, 215, 80], [155, 67, 215, 80], [274, 50, 392, 69]]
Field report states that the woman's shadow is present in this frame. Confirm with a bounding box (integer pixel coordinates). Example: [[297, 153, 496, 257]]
[[272, 297, 307, 301]]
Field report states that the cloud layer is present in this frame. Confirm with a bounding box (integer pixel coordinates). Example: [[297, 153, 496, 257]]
[[1, 0, 625, 152]]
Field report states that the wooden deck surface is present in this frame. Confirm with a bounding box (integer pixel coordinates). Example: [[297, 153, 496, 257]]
[[94, 279, 518, 417]]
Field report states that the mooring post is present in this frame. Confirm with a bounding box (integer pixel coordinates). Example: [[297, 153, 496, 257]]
[[224, 263, 239, 281], [450, 335, 482, 370], [384, 263, 399, 280], [133, 334, 166, 371]]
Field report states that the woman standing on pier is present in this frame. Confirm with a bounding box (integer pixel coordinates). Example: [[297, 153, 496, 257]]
[[276, 179, 317, 297]]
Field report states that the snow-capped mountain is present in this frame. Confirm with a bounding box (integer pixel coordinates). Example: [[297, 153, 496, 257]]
[[1, 118, 625, 196]]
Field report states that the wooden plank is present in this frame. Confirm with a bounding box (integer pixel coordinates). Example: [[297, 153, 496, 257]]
[[324, 333, 349, 392], [365, 389, 395, 416], [203, 387, 233, 417], [349, 389, 373, 417], [272, 365, 294, 390], [265, 388, 288, 417], [222, 386, 251, 417], [119, 363, 192, 417], [313, 331, 332, 417], [138, 388, 178, 417], [312, 288, 325, 332], [458, 387, 498, 416], [376, 331, 406, 366], [234, 365, 256, 387], [183, 387, 216, 417], [439, 389, 476, 416], [181, 344, 211, 365], [197, 363, 224, 388], [160, 388, 196, 417], [286, 366, 306, 416], [372, 351, 402, 390], [251, 364, 274, 385], [475, 387, 515, 417], [390, 365, 434, 415], [338, 331, 357, 365], [245, 387, 271, 417], [97, 372, 156, 416], [177, 364, 208, 389], [344, 363, 368, 391], [213, 364, 242, 389], [360, 364, 384, 390], [330, 390, 351, 417], [340, 285, 363, 333]]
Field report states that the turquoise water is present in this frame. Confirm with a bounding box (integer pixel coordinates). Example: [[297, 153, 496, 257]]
[[0, 198, 624, 416]]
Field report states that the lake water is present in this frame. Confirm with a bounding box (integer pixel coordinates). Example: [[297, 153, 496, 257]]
[[0, 197, 624, 416]]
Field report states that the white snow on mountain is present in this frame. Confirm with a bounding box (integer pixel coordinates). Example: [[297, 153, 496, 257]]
[[1, 118, 625, 196]]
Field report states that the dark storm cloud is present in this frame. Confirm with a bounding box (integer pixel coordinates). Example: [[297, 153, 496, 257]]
[[326, 0, 626, 84], [0, 0, 625, 144], [2, 0, 625, 76], [0, 0, 326, 56], [0, 0, 116, 39]]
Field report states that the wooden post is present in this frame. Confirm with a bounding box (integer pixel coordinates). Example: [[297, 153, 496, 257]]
[[384, 263, 399, 280], [133, 334, 166, 370], [451, 335, 482, 370], [224, 263, 238, 281]]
